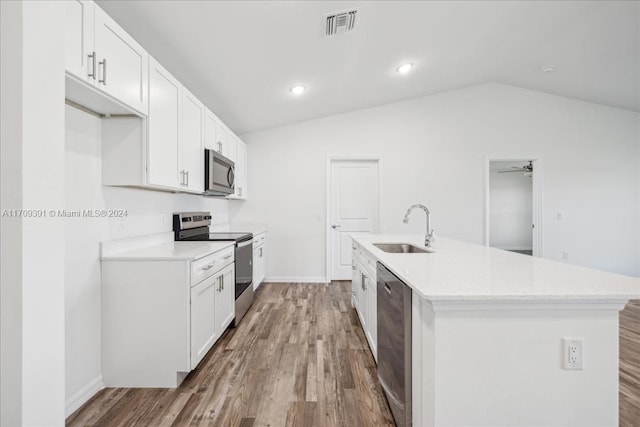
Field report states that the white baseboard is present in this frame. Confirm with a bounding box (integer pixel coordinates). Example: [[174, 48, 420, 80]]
[[263, 276, 328, 284], [65, 375, 104, 418]]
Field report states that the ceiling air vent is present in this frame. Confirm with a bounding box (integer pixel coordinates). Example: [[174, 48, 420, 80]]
[[325, 10, 358, 37]]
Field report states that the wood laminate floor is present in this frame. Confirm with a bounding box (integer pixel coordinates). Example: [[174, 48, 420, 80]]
[[67, 286, 640, 427], [67, 282, 394, 427], [620, 299, 640, 427]]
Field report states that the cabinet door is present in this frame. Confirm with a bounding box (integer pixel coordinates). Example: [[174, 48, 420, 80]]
[[355, 267, 367, 328], [94, 5, 148, 114], [233, 139, 247, 199], [253, 244, 265, 290], [258, 243, 266, 285], [204, 109, 217, 151], [64, 0, 95, 82], [190, 275, 217, 370], [366, 273, 377, 360], [215, 264, 235, 334], [224, 131, 237, 163], [147, 57, 181, 189], [181, 88, 204, 192]]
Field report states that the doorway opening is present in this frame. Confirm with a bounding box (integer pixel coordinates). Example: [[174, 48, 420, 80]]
[[485, 158, 542, 257], [326, 157, 380, 282]]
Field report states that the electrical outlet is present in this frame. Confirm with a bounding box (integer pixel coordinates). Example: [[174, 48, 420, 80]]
[[563, 338, 584, 370]]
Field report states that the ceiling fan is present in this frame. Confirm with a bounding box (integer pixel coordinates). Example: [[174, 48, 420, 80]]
[[497, 161, 533, 177]]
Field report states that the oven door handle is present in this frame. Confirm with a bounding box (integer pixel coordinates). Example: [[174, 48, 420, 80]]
[[237, 239, 253, 248]]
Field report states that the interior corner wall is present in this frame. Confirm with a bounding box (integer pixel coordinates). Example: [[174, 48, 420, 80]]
[[234, 83, 640, 279], [1, 1, 24, 426]]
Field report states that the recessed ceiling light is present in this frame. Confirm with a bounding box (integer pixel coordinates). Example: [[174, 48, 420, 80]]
[[289, 85, 306, 95], [396, 63, 413, 74], [542, 65, 556, 73]]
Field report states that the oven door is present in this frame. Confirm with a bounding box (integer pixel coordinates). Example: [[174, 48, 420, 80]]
[[204, 149, 235, 196], [235, 239, 253, 299]]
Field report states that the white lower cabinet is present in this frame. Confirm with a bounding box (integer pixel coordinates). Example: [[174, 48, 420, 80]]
[[190, 274, 219, 370], [102, 245, 235, 387], [214, 264, 235, 336], [252, 232, 267, 290], [351, 239, 377, 361]]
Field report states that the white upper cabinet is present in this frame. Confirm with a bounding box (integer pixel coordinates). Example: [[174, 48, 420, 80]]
[[232, 138, 248, 200], [147, 57, 181, 189], [94, 6, 148, 115], [64, 0, 95, 82], [64, 2, 148, 115], [204, 109, 236, 162], [204, 109, 217, 151], [182, 88, 205, 193]]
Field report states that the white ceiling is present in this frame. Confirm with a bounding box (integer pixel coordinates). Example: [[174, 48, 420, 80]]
[[96, 0, 639, 134]]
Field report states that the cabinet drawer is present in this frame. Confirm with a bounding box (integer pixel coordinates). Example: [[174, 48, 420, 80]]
[[190, 246, 234, 287], [358, 250, 377, 279], [253, 232, 266, 248]]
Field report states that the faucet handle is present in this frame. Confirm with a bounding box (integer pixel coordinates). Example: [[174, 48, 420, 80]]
[[426, 229, 435, 247]]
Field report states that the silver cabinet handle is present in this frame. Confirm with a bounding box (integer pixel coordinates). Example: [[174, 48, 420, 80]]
[[217, 276, 222, 292], [98, 58, 107, 85], [202, 262, 215, 271], [361, 273, 365, 291], [221, 274, 224, 290], [331, 224, 341, 229], [217, 141, 222, 153], [186, 170, 189, 187], [259, 247, 263, 257], [223, 254, 233, 260], [179, 170, 185, 186], [88, 51, 96, 80]]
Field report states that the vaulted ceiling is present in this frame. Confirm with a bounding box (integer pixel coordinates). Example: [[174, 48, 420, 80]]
[[97, 1, 639, 134]]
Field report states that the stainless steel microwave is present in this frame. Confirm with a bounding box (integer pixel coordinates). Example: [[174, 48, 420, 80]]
[[204, 149, 235, 196]]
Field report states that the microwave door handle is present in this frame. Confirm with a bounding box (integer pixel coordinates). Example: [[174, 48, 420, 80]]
[[228, 166, 235, 187]]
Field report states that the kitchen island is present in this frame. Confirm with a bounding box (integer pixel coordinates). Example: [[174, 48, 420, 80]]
[[351, 234, 640, 427]]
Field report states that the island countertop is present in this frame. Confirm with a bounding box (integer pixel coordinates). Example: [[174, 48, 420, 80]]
[[351, 234, 640, 302]]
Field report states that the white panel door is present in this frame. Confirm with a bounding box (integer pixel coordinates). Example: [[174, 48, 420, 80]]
[[329, 159, 379, 280], [147, 57, 181, 189], [64, 0, 94, 82], [181, 88, 204, 192], [94, 5, 148, 114]]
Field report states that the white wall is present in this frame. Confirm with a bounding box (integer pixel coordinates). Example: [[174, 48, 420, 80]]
[[234, 83, 639, 279], [64, 105, 231, 415], [489, 161, 533, 250], [1, 1, 23, 425], [22, 1, 67, 425]]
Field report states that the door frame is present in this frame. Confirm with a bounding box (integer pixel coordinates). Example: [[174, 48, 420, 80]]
[[325, 156, 382, 283], [484, 155, 543, 257]]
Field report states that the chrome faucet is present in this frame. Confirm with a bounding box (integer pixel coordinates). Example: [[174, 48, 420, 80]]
[[403, 204, 435, 247]]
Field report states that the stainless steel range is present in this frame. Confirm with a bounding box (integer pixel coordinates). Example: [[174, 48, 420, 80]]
[[173, 212, 253, 326]]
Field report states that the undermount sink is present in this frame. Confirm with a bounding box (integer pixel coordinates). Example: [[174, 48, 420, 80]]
[[373, 243, 431, 254]]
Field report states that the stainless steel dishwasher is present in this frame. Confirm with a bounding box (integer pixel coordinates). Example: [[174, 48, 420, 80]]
[[377, 262, 412, 426]]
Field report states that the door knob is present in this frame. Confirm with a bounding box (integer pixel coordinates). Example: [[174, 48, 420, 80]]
[[331, 224, 341, 229]]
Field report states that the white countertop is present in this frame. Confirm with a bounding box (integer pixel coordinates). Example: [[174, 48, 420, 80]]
[[211, 223, 268, 235], [352, 234, 640, 301], [101, 241, 234, 261]]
